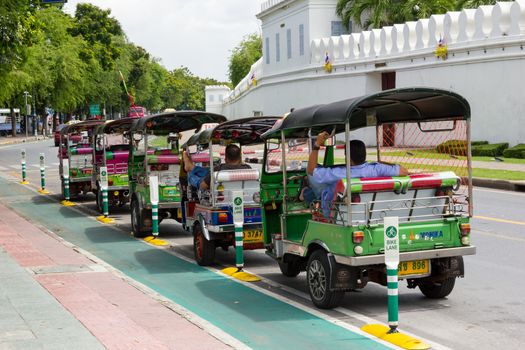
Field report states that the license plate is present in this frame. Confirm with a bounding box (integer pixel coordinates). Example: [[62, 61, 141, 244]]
[[162, 187, 178, 197], [398, 260, 430, 276], [243, 229, 263, 243]]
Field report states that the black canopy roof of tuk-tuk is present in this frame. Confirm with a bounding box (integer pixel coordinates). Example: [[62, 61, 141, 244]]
[[94, 117, 139, 135], [183, 117, 280, 147], [262, 87, 471, 139], [60, 119, 105, 136], [132, 111, 227, 135]]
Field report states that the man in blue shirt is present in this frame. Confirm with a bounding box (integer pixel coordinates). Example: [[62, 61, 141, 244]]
[[306, 131, 408, 216]]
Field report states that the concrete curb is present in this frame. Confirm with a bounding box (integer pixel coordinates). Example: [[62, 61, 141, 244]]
[[473, 177, 525, 192]]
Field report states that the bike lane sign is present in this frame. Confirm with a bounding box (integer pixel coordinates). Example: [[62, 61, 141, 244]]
[[384, 216, 400, 268]]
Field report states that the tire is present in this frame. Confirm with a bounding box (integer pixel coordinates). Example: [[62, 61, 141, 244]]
[[278, 257, 302, 277], [131, 198, 151, 238], [193, 223, 215, 266], [419, 277, 456, 299], [96, 186, 104, 214], [306, 250, 344, 309]]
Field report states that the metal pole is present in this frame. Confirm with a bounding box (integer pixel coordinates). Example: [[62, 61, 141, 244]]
[[20, 149, 28, 184], [345, 122, 352, 226], [232, 190, 244, 270], [149, 175, 160, 236], [38, 153, 48, 194]]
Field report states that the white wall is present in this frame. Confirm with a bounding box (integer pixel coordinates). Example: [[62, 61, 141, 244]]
[[212, 0, 525, 145]]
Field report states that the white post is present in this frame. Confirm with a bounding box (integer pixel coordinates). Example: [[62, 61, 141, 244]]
[[384, 216, 400, 333]]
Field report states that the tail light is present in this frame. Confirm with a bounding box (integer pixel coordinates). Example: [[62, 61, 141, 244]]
[[352, 231, 365, 244], [460, 223, 470, 236], [218, 213, 228, 223], [108, 179, 113, 186], [232, 130, 240, 138], [213, 131, 221, 139]]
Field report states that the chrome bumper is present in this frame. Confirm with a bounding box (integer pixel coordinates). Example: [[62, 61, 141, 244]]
[[334, 246, 477, 267]]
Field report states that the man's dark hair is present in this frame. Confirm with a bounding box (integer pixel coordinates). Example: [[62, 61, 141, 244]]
[[225, 144, 242, 162], [350, 140, 366, 165]]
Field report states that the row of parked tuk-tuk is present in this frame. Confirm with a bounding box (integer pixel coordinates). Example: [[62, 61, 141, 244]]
[[57, 87, 476, 309]]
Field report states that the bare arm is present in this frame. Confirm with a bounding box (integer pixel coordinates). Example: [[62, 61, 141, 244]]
[[307, 131, 329, 175], [182, 150, 194, 172], [398, 165, 409, 176]]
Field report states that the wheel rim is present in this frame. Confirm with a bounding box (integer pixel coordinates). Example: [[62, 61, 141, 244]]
[[194, 227, 203, 260], [308, 259, 326, 301]]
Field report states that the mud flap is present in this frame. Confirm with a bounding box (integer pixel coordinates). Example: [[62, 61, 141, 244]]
[[328, 254, 358, 291]]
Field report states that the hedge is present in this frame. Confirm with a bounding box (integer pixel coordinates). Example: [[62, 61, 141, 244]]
[[435, 140, 468, 156], [471, 143, 509, 157], [502, 144, 525, 159], [471, 141, 489, 146]]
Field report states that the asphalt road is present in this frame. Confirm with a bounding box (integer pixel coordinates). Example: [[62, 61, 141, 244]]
[[1, 139, 524, 350]]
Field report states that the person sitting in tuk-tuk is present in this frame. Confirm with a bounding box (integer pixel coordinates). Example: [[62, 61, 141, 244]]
[[306, 131, 408, 215], [182, 144, 251, 190]]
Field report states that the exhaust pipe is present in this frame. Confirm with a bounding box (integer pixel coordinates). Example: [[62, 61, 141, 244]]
[[123, 190, 130, 197]]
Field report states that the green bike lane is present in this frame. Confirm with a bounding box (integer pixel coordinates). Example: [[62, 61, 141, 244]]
[[0, 176, 391, 350]]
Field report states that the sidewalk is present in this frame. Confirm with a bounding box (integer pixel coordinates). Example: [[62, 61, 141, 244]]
[[0, 203, 230, 350], [0, 135, 48, 146]]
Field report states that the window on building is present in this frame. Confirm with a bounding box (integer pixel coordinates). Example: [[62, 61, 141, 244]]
[[209, 94, 215, 102], [253, 111, 263, 117], [218, 94, 223, 102], [331, 21, 350, 36], [265, 37, 270, 64], [286, 28, 292, 59], [275, 33, 280, 62], [299, 24, 304, 56]]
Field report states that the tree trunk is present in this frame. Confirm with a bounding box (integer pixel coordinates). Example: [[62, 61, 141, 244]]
[[10, 107, 16, 137]]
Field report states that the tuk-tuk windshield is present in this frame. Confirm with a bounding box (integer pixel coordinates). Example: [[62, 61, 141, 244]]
[[265, 138, 310, 173]]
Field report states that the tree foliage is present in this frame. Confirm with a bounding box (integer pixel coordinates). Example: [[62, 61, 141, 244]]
[[336, 0, 497, 30], [228, 33, 262, 87], [0, 3, 228, 124]]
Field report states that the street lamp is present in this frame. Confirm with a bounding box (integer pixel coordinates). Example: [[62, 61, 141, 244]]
[[23, 91, 31, 139]]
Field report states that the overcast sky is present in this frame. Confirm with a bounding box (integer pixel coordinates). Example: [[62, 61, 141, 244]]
[[63, 0, 265, 82]]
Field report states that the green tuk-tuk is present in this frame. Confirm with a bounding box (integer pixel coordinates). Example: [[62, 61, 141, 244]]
[[128, 111, 226, 237], [92, 117, 139, 213], [260, 87, 476, 309]]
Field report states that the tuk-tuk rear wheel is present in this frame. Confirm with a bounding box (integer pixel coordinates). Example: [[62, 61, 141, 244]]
[[306, 250, 344, 309], [193, 224, 215, 266]]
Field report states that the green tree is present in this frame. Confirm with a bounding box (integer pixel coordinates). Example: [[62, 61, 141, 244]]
[[228, 33, 262, 87], [70, 3, 123, 71], [455, 0, 497, 9]]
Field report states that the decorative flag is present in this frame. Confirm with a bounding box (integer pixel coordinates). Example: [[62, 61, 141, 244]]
[[119, 70, 135, 106], [435, 37, 448, 61], [251, 72, 257, 86], [324, 52, 332, 73]]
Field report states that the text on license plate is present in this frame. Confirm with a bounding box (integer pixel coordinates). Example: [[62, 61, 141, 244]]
[[398, 260, 430, 276], [243, 229, 263, 243]]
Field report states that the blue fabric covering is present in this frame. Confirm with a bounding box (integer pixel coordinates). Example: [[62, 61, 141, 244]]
[[189, 166, 210, 188]]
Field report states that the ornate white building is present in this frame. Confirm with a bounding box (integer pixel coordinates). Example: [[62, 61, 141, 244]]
[[206, 0, 525, 145]]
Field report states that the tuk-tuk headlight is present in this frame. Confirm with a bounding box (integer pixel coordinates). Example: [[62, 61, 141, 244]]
[[253, 192, 260, 203]]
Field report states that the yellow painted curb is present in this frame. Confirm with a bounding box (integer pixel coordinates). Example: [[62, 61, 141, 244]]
[[38, 189, 50, 195], [143, 236, 168, 246], [60, 200, 76, 207], [96, 216, 115, 224], [221, 267, 261, 282], [20, 181, 29, 185], [361, 324, 430, 350]]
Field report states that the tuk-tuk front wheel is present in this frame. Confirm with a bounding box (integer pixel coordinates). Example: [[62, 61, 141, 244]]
[[278, 256, 302, 277], [306, 250, 344, 309], [419, 277, 456, 299], [131, 198, 152, 238], [193, 224, 215, 266]]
